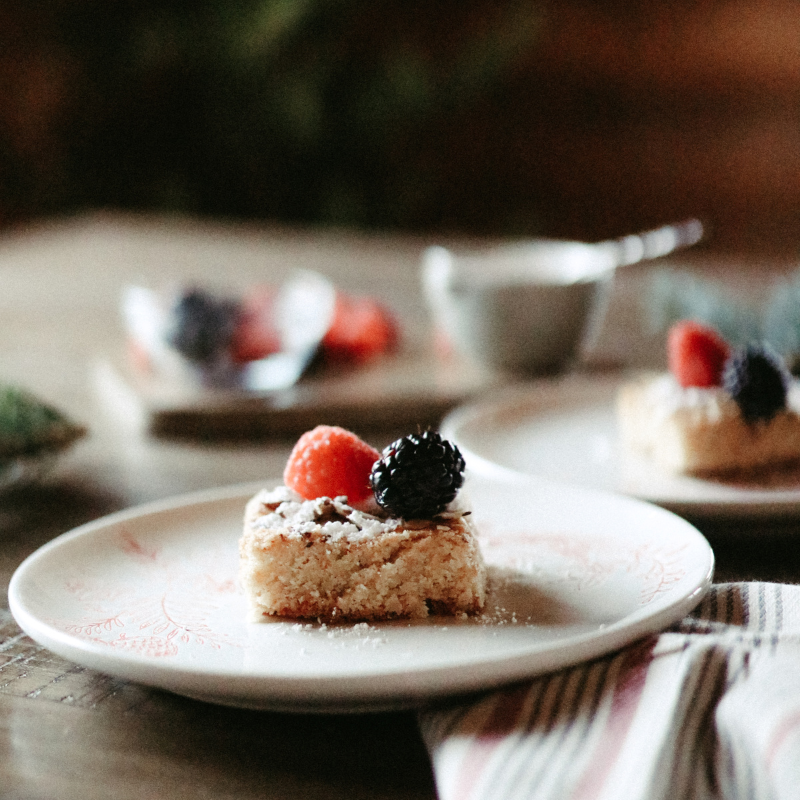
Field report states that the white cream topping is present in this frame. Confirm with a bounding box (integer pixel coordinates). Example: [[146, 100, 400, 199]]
[[249, 485, 467, 542], [642, 373, 800, 422], [644, 374, 725, 413]]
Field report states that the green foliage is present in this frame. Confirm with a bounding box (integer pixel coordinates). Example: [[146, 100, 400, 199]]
[[647, 267, 800, 370], [646, 270, 762, 346], [6, 0, 542, 232], [764, 275, 800, 359], [0, 387, 85, 458]]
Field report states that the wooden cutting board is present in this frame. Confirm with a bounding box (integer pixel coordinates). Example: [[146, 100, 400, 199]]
[[93, 351, 503, 440]]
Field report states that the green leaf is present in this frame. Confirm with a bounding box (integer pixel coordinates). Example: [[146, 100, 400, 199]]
[[0, 387, 86, 459]]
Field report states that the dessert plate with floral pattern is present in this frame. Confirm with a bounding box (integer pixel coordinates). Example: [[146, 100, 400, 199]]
[[8, 475, 712, 713], [442, 375, 800, 519]]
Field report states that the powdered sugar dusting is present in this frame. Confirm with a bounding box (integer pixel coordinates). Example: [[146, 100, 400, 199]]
[[248, 485, 469, 542], [249, 487, 400, 541], [277, 620, 389, 651]]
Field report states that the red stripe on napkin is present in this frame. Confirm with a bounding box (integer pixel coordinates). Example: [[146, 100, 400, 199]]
[[450, 683, 534, 800], [570, 637, 658, 800]]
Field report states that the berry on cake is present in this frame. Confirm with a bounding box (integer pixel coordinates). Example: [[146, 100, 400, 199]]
[[239, 425, 486, 621], [618, 319, 800, 475]]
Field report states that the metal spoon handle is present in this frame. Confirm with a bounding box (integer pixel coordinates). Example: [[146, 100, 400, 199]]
[[604, 218, 704, 268]]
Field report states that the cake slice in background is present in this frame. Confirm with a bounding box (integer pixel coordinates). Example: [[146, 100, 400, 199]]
[[618, 321, 800, 475]]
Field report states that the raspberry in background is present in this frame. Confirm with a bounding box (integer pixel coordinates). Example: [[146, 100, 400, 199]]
[[667, 320, 731, 388], [284, 425, 380, 503], [230, 286, 281, 364], [322, 293, 398, 364]]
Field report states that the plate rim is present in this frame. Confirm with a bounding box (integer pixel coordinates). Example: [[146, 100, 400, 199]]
[[8, 476, 714, 713]]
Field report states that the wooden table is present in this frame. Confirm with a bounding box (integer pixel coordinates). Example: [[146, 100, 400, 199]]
[[0, 214, 451, 800], [1, 214, 798, 799]]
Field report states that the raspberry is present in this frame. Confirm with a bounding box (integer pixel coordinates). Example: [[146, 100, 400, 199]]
[[229, 286, 281, 364], [321, 293, 398, 364], [369, 431, 465, 519], [283, 425, 380, 503], [667, 320, 731, 388], [722, 344, 789, 423]]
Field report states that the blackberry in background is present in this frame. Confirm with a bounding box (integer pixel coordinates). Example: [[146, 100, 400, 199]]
[[723, 343, 790, 423], [370, 430, 465, 519], [167, 288, 240, 364]]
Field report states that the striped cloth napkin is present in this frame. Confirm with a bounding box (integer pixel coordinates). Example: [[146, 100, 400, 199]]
[[419, 583, 800, 800]]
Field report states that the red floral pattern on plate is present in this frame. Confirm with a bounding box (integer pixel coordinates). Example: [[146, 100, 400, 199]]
[[49, 527, 242, 657], [480, 528, 688, 605]]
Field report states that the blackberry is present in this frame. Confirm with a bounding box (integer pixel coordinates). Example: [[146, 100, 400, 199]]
[[369, 431, 466, 519], [167, 289, 239, 364], [722, 343, 789, 423]]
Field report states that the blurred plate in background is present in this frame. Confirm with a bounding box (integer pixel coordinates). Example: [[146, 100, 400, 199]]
[[442, 374, 800, 519]]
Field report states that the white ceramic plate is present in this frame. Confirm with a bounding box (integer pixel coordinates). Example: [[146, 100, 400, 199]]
[[9, 475, 712, 713], [442, 375, 800, 519]]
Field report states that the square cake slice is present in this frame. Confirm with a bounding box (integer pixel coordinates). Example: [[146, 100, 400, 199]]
[[239, 486, 486, 621], [618, 372, 800, 475]]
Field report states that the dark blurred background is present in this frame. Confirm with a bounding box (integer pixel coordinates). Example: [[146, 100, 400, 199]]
[[3, 0, 800, 246]]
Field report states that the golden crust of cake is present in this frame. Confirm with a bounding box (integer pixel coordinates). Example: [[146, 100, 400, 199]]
[[239, 487, 486, 621], [617, 372, 800, 475]]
